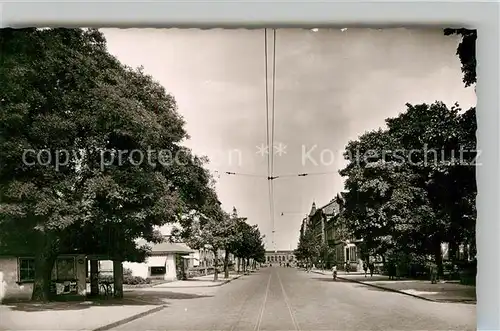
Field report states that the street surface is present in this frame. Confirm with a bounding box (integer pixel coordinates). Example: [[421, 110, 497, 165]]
[[112, 267, 476, 330]]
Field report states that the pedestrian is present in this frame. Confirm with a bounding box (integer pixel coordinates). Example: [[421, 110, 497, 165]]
[[430, 262, 437, 284], [363, 261, 368, 277], [345, 261, 350, 273], [332, 264, 337, 281], [369, 262, 374, 277]]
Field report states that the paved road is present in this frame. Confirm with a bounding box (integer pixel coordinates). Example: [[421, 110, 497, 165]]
[[112, 267, 476, 330]]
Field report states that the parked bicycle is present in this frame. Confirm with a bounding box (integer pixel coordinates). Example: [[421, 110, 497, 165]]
[[99, 281, 113, 298]]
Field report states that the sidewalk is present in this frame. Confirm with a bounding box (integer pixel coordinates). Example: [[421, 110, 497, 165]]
[[151, 272, 244, 289], [310, 269, 476, 304], [0, 297, 164, 331], [0, 272, 246, 331]]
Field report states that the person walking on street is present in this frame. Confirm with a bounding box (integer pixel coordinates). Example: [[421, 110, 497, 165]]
[[332, 264, 337, 281], [345, 261, 350, 273], [369, 262, 374, 277], [363, 261, 368, 277], [430, 261, 438, 284]]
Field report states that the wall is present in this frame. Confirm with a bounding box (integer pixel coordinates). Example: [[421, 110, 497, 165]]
[[0, 254, 86, 302], [165, 254, 177, 281], [98, 260, 114, 276], [124, 254, 177, 281], [123, 261, 148, 279], [190, 251, 200, 267], [0, 257, 32, 302]]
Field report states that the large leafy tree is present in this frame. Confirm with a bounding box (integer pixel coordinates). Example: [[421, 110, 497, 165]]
[[232, 221, 265, 272], [339, 102, 476, 276], [444, 28, 476, 87], [221, 207, 245, 278], [294, 224, 321, 267], [174, 187, 230, 281], [180, 212, 231, 282], [0, 28, 213, 301]]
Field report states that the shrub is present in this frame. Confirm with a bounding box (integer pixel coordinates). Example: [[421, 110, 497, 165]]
[[123, 275, 149, 285]]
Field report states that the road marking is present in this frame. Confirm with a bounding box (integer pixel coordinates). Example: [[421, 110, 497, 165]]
[[229, 275, 265, 331], [254, 271, 272, 331], [276, 269, 301, 331]]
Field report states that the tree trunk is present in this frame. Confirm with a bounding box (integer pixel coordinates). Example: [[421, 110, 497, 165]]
[[31, 251, 57, 302], [113, 260, 123, 299], [224, 248, 230, 279], [89, 259, 99, 297], [213, 250, 219, 281], [237, 257, 241, 273], [449, 242, 457, 266], [469, 240, 476, 261], [434, 240, 444, 278]]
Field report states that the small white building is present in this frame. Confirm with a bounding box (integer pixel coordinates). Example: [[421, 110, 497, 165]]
[[125, 241, 194, 281]]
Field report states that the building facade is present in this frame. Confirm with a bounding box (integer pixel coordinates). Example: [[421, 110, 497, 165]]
[[0, 253, 88, 302], [265, 250, 296, 266], [300, 197, 365, 272], [122, 239, 235, 280]]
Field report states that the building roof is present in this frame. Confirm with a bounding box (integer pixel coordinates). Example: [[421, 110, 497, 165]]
[[309, 202, 317, 216], [319, 199, 339, 216], [136, 239, 195, 254]]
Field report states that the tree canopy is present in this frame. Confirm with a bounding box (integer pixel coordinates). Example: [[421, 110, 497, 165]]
[[444, 28, 476, 87], [0, 28, 214, 300], [295, 224, 322, 265], [338, 101, 476, 273]]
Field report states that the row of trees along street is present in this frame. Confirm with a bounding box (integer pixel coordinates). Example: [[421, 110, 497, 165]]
[[0, 28, 265, 301], [172, 206, 266, 281], [295, 28, 477, 284]]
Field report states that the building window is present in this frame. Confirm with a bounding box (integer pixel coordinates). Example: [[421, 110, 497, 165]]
[[19, 258, 35, 282], [150, 267, 166, 275], [55, 257, 76, 281], [348, 247, 356, 262]]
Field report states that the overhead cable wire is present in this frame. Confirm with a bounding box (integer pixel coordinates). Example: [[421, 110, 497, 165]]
[[270, 28, 277, 178], [264, 28, 275, 251], [269, 29, 278, 252], [218, 170, 338, 179]]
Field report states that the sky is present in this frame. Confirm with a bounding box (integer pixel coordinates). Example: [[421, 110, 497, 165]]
[[101, 28, 476, 251]]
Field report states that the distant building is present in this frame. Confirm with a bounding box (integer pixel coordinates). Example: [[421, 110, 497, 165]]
[[300, 196, 365, 272], [265, 250, 296, 265]]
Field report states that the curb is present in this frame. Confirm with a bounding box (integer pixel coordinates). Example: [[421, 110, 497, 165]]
[[151, 274, 244, 289], [337, 276, 436, 302], [90, 305, 167, 331], [309, 270, 475, 304]]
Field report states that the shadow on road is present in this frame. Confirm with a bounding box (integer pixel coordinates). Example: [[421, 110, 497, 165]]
[[310, 277, 350, 283], [350, 283, 387, 292], [4, 290, 212, 312]]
